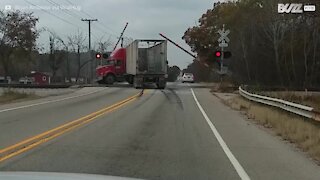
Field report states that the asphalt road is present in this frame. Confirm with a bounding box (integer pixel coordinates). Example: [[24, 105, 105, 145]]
[[1, 82, 320, 180]]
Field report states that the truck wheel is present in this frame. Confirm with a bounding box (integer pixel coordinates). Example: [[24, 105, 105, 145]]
[[105, 75, 115, 85], [127, 76, 134, 85]]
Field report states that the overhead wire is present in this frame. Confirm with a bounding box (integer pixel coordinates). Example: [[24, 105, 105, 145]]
[[47, 0, 119, 43], [44, 0, 104, 46], [24, 0, 82, 30], [63, 0, 118, 37]]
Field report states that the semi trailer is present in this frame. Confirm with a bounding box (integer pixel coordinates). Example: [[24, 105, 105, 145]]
[[96, 39, 168, 89]]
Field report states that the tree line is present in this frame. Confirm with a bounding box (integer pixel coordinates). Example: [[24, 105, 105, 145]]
[[183, 0, 320, 88], [0, 10, 182, 84], [0, 10, 113, 83]]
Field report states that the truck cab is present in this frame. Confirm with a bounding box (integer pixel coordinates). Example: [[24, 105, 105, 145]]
[[96, 39, 168, 88], [96, 48, 126, 84]]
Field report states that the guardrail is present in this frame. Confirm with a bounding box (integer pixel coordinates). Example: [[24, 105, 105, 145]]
[[239, 86, 320, 121], [0, 84, 72, 88]]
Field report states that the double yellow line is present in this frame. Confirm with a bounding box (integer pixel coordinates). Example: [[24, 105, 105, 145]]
[[0, 90, 144, 163]]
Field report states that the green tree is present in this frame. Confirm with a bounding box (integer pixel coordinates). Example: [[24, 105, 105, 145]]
[[183, 0, 320, 89], [0, 10, 39, 79], [167, 65, 181, 82]]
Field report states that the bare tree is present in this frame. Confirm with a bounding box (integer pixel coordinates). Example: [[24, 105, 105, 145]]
[[68, 31, 87, 83], [96, 36, 112, 53], [261, 0, 288, 86], [94, 36, 113, 68], [48, 36, 66, 82]]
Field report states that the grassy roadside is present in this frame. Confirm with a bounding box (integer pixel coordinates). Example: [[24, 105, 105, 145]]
[[0, 89, 40, 104], [225, 95, 320, 163], [260, 91, 320, 111]]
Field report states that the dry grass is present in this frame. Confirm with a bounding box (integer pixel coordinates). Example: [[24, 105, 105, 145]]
[[211, 81, 237, 93], [227, 96, 320, 162], [0, 89, 39, 104], [261, 91, 320, 111]]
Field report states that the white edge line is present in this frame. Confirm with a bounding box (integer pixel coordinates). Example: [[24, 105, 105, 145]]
[[0, 88, 106, 113], [191, 88, 251, 180]]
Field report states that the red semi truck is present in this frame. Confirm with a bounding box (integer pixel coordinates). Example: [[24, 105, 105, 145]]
[[96, 39, 168, 89]]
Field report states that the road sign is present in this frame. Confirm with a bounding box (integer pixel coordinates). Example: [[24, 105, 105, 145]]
[[217, 29, 230, 43], [219, 42, 228, 47], [218, 36, 230, 43]]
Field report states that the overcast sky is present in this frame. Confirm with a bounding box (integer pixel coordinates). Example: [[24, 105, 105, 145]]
[[0, 0, 215, 69]]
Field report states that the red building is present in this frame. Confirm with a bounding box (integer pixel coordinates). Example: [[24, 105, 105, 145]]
[[28, 71, 50, 85]]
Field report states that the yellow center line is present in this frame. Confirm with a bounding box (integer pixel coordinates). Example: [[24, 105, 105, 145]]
[[0, 90, 146, 163]]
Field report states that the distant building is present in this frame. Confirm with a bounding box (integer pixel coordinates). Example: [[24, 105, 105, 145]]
[[27, 71, 51, 85], [0, 76, 11, 84]]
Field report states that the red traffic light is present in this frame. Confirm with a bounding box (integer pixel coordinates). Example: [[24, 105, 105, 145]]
[[215, 51, 221, 57], [214, 51, 232, 58], [96, 53, 102, 59]]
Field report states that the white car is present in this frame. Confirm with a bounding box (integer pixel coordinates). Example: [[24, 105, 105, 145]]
[[182, 73, 194, 83]]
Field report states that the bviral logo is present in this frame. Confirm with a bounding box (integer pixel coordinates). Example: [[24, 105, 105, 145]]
[[278, 3, 303, 13]]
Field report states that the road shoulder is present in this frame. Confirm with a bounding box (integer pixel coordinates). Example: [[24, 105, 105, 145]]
[[193, 88, 320, 180]]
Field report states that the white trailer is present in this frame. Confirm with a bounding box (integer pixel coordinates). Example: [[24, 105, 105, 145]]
[[125, 40, 168, 89]]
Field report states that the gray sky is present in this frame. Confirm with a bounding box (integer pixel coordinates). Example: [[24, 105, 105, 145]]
[[0, 0, 214, 69]]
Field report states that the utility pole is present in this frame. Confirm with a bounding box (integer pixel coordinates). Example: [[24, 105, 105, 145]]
[[81, 18, 98, 83]]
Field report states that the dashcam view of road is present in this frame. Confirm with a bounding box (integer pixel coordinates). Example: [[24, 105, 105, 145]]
[[0, 0, 320, 180]]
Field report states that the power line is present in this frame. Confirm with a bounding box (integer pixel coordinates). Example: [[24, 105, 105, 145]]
[[65, 0, 94, 18], [35, 0, 131, 47], [24, 0, 101, 53], [45, 0, 83, 19], [45, 0, 118, 39], [96, 21, 118, 35], [63, 0, 118, 35], [61, 0, 134, 42], [42, 0, 102, 45], [92, 24, 118, 37], [24, 0, 81, 30]]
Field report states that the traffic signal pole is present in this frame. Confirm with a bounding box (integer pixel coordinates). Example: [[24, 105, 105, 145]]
[[220, 24, 225, 72]]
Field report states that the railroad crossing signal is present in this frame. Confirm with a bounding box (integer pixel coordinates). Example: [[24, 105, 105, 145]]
[[216, 24, 231, 75], [214, 51, 232, 59], [223, 51, 232, 58], [218, 29, 230, 43], [215, 51, 221, 57], [103, 53, 110, 59], [96, 53, 109, 59], [218, 28, 230, 47], [219, 42, 228, 47], [96, 53, 102, 59]]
